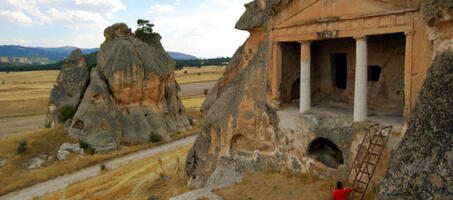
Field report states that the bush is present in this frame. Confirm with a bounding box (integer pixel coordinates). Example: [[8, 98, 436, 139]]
[[79, 140, 89, 149], [150, 131, 163, 142], [45, 122, 51, 128], [58, 106, 75, 123], [100, 164, 106, 171], [183, 70, 188, 74], [188, 117, 194, 126], [203, 89, 209, 96], [17, 140, 27, 154]]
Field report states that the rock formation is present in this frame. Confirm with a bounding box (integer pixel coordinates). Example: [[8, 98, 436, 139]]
[[377, 1, 453, 199], [185, 0, 452, 194], [377, 51, 453, 199], [47, 23, 191, 152], [46, 49, 90, 127]]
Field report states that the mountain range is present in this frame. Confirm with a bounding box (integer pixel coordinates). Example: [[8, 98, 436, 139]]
[[0, 45, 197, 61]]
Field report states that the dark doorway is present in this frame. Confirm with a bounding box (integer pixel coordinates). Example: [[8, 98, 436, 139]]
[[368, 65, 382, 82], [291, 78, 300, 100], [331, 53, 347, 89], [308, 138, 344, 169]]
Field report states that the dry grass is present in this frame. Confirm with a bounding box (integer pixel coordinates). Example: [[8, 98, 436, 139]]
[[0, 98, 48, 118], [40, 144, 194, 200], [0, 69, 209, 195], [0, 68, 220, 119], [0, 98, 205, 195], [175, 66, 224, 84], [213, 169, 337, 200]]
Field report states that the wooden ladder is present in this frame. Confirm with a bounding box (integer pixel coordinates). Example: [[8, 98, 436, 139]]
[[344, 124, 392, 200]]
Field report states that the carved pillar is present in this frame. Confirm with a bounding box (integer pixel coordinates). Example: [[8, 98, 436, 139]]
[[354, 36, 368, 122], [299, 41, 311, 113]]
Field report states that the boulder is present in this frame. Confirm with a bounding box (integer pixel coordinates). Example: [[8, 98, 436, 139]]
[[45, 49, 90, 127], [377, 51, 453, 199], [59, 143, 84, 155], [68, 23, 191, 152], [57, 149, 70, 160], [0, 159, 6, 168], [28, 157, 45, 169]]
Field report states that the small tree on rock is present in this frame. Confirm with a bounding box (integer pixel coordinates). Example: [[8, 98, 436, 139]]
[[135, 19, 160, 42]]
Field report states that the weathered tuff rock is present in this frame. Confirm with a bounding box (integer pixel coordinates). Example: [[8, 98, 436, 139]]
[[376, 3, 453, 199], [377, 52, 453, 199], [186, 0, 282, 188], [48, 23, 191, 152], [46, 49, 90, 127], [185, 0, 450, 192]]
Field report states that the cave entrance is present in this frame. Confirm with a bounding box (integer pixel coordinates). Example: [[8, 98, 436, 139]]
[[331, 53, 347, 90], [291, 78, 300, 100], [308, 138, 344, 169]]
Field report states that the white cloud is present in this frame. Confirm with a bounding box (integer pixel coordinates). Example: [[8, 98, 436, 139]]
[[47, 8, 108, 29], [0, 38, 30, 45], [0, 10, 33, 26], [0, 0, 125, 28], [153, 0, 250, 57], [148, 4, 175, 14]]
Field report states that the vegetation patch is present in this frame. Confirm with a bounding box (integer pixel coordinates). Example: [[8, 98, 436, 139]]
[[58, 105, 75, 123], [16, 140, 27, 154], [150, 131, 163, 143]]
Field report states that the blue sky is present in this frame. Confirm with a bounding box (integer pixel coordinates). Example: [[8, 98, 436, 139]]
[[0, 0, 251, 58]]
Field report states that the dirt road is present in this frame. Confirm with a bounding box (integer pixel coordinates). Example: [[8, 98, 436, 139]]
[[0, 81, 216, 138], [0, 135, 196, 200]]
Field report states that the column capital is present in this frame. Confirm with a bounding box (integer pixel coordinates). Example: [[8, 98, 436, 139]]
[[353, 35, 367, 40], [298, 40, 312, 45]]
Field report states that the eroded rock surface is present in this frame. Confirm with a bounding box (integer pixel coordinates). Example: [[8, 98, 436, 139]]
[[48, 23, 191, 152], [46, 49, 90, 127], [185, 0, 451, 192], [377, 52, 453, 199]]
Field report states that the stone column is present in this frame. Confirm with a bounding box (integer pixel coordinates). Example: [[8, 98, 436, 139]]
[[354, 36, 368, 121], [299, 41, 311, 113]]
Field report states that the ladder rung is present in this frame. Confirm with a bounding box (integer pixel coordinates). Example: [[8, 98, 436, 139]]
[[364, 161, 377, 166], [359, 170, 371, 176], [371, 142, 383, 147], [356, 180, 368, 185], [369, 152, 379, 156]]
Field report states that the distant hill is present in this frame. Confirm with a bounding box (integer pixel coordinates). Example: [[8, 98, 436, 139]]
[[0, 45, 197, 61], [0, 45, 99, 61], [167, 52, 198, 60]]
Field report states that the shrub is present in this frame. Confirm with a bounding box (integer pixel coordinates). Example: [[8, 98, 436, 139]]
[[150, 131, 163, 142], [183, 70, 188, 74], [188, 117, 194, 126], [58, 106, 75, 123], [79, 140, 89, 149], [100, 164, 106, 171], [203, 89, 209, 96], [17, 140, 27, 154], [45, 122, 51, 128]]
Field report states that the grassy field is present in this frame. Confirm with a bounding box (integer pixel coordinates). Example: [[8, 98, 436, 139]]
[[0, 106, 203, 196], [0, 67, 214, 195], [40, 144, 194, 200], [0, 66, 223, 119]]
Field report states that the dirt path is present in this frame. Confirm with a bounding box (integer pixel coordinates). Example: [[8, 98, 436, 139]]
[[0, 135, 196, 200]]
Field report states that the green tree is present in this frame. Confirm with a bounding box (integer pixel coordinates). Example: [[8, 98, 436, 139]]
[[135, 19, 160, 42]]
